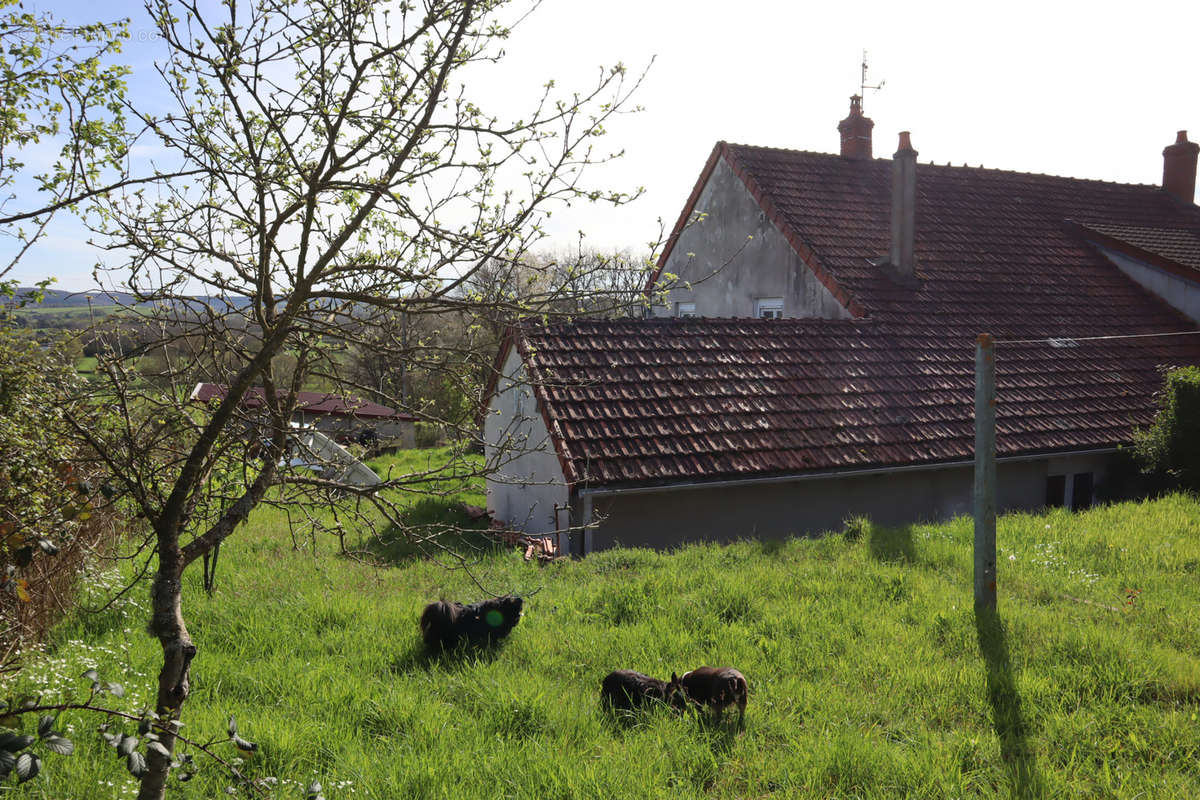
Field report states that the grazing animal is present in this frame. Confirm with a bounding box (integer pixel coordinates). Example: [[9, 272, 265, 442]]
[[679, 666, 749, 723], [600, 670, 686, 712], [418, 595, 524, 650]]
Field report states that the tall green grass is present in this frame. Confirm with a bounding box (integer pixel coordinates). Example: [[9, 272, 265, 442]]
[[4, 476, 1199, 798]]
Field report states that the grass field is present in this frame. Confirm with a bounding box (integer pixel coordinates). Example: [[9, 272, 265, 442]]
[[4, 461, 1199, 799]]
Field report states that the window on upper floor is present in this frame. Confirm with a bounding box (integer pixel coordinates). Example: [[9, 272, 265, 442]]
[[675, 302, 696, 318], [756, 297, 784, 319]]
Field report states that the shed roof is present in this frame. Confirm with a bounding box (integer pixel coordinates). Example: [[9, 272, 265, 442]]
[[516, 318, 1200, 487], [190, 383, 415, 421]]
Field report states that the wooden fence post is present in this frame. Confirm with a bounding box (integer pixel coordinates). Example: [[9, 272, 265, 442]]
[[974, 333, 997, 608]]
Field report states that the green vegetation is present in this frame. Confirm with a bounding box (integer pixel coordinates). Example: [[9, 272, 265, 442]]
[[3, 475, 1199, 798], [0, 315, 109, 656], [1137, 365, 1200, 491]]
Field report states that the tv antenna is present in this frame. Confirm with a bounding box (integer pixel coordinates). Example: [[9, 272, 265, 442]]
[[860, 50, 885, 113]]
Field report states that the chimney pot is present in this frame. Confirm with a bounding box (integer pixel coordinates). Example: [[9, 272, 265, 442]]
[[838, 95, 874, 160], [1163, 130, 1199, 204]]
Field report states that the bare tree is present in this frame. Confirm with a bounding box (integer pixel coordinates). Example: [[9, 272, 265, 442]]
[[345, 244, 652, 438], [66, 1, 647, 796], [536, 244, 655, 319]]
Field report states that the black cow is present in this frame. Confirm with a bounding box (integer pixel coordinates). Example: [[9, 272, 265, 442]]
[[418, 595, 523, 650]]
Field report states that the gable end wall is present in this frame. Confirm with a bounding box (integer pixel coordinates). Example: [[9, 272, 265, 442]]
[[652, 158, 851, 320], [484, 348, 569, 537]]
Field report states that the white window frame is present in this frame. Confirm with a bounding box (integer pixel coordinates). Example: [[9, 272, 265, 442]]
[[756, 297, 784, 319], [675, 301, 696, 318]]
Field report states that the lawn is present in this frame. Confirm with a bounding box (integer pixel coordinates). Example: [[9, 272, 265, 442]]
[[3, 463, 1198, 799]]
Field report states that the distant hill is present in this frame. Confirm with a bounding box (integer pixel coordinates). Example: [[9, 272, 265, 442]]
[[7, 288, 252, 310], [7, 288, 135, 308]]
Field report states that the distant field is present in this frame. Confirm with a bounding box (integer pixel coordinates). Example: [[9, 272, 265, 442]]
[[11, 304, 114, 316], [5, 468, 1199, 798]]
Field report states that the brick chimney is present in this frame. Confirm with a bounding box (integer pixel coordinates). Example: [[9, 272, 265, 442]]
[[1163, 130, 1199, 204], [889, 131, 918, 280], [838, 95, 874, 160]]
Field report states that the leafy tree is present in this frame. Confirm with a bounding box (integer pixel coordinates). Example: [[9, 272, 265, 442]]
[[1136, 366, 1200, 492], [61, 1, 648, 797], [0, 2, 131, 277]]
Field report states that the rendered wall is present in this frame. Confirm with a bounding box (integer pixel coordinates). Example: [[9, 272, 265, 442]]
[[585, 454, 1111, 552], [651, 158, 851, 320], [484, 348, 569, 537]]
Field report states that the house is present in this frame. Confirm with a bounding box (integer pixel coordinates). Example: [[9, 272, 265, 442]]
[[483, 98, 1200, 554], [191, 383, 416, 447]]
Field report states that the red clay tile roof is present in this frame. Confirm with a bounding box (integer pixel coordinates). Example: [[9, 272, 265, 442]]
[[716, 142, 1200, 335], [513, 144, 1200, 488], [190, 383, 414, 421], [519, 319, 1200, 487], [1076, 221, 1200, 276]]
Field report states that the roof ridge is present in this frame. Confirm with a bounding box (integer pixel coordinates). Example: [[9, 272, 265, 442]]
[[723, 141, 1166, 191]]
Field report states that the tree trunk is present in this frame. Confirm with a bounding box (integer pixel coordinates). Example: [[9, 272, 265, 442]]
[[137, 564, 195, 800]]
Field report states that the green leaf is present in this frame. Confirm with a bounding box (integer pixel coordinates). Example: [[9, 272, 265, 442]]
[[0, 733, 34, 752], [0, 749, 15, 778], [43, 736, 73, 755], [81, 669, 99, 683], [36, 716, 53, 739], [126, 750, 147, 778], [15, 752, 39, 783], [105, 682, 124, 698], [147, 741, 170, 759], [117, 734, 137, 756]]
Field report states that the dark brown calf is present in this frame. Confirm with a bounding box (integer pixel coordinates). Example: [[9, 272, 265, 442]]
[[679, 666, 748, 723], [600, 670, 686, 712]]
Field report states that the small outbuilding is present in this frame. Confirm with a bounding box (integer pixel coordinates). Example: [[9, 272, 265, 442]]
[[190, 383, 416, 448]]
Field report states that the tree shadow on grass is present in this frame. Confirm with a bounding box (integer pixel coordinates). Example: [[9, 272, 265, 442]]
[[598, 702, 686, 737], [386, 636, 510, 675], [975, 605, 1044, 799], [867, 523, 916, 564], [363, 497, 501, 566]]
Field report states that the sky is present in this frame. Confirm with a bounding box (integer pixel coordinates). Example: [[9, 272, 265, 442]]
[[6, 0, 1199, 290]]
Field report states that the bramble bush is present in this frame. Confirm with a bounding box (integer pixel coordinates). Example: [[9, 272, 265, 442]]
[[1135, 365, 1200, 492], [0, 288, 114, 666]]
